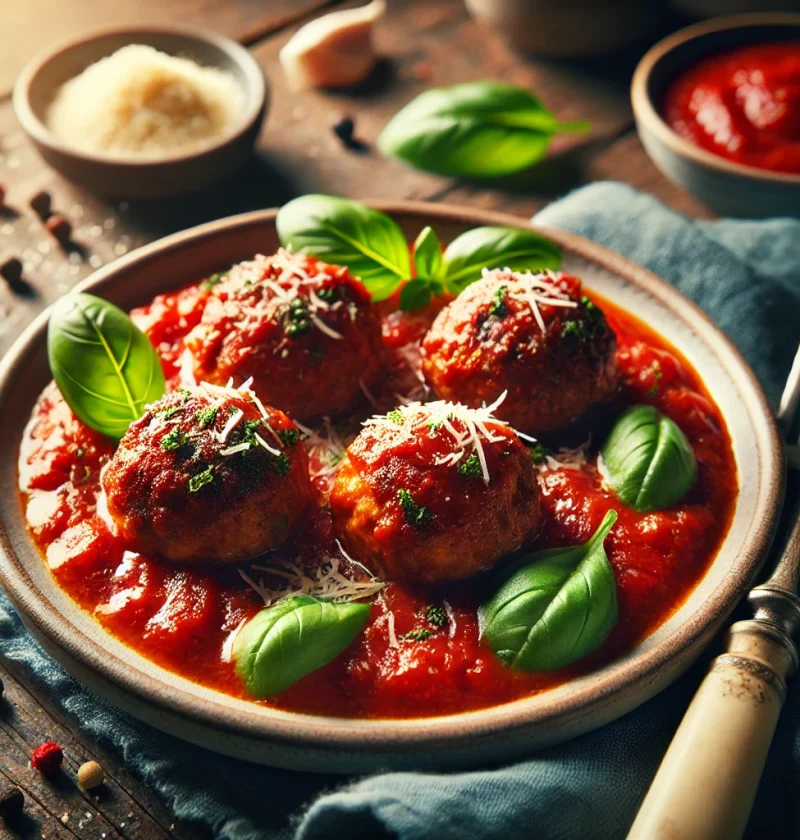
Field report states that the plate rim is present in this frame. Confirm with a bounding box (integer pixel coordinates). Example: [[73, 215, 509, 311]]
[[0, 200, 785, 758]]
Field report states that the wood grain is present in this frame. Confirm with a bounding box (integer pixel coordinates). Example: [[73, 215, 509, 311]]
[[0, 662, 205, 840], [0, 0, 334, 99]]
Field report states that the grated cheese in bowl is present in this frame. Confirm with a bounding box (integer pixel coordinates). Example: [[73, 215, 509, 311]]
[[45, 44, 244, 159]]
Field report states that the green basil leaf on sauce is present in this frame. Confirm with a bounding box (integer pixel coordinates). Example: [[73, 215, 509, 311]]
[[276, 195, 411, 302], [480, 510, 618, 672], [412, 225, 442, 281], [47, 292, 166, 440], [441, 225, 561, 291], [378, 81, 590, 178], [399, 278, 432, 312], [600, 405, 697, 512], [232, 595, 371, 697]]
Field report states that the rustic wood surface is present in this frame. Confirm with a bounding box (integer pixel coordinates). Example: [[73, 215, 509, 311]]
[[0, 1, 712, 838]]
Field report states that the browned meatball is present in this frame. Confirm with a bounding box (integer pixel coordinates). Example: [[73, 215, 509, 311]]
[[422, 269, 619, 435], [101, 383, 310, 564], [329, 401, 541, 583], [185, 249, 385, 422]]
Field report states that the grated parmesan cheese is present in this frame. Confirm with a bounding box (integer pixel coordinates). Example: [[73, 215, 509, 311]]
[[239, 551, 384, 607], [481, 267, 578, 334], [45, 45, 244, 159], [539, 439, 592, 473], [363, 395, 515, 485]]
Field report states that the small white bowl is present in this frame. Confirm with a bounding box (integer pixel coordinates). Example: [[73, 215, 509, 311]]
[[631, 14, 800, 218], [13, 25, 268, 200]]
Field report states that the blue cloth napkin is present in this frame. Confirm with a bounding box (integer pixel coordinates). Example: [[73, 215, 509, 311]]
[[2, 182, 799, 840]]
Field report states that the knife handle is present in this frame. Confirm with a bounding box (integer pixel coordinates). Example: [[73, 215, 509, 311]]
[[628, 618, 797, 840]]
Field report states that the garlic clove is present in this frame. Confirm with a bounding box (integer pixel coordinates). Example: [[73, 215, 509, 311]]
[[279, 0, 386, 91]]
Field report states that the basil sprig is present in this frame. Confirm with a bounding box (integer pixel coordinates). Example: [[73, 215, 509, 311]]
[[441, 226, 561, 291], [48, 293, 165, 440], [378, 81, 590, 178], [276, 194, 410, 302], [480, 510, 618, 672], [277, 195, 561, 311], [232, 595, 370, 697], [600, 405, 697, 512]]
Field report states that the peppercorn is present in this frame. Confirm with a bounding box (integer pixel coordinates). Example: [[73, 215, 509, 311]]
[[30, 191, 52, 220], [45, 214, 72, 244], [77, 760, 104, 790], [332, 114, 355, 144], [0, 785, 24, 821], [0, 258, 22, 285], [0, 183, 6, 207], [31, 741, 63, 775]]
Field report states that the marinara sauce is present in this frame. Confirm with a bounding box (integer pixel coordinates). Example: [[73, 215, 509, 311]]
[[663, 42, 800, 175], [18, 281, 737, 719]]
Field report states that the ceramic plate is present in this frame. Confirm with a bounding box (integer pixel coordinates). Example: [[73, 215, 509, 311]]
[[0, 203, 784, 772]]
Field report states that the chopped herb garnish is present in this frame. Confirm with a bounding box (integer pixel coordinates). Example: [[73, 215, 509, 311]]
[[387, 409, 404, 425], [400, 628, 433, 642], [581, 295, 605, 328], [195, 405, 218, 429], [177, 388, 192, 404], [161, 428, 188, 451], [489, 285, 508, 318], [159, 405, 182, 421], [561, 320, 586, 341], [317, 286, 336, 301], [397, 488, 434, 527], [529, 442, 549, 464], [188, 467, 214, 493], [75, 447, 85, 459], [426, 605, 447, 627], [271, 453, 291, 476], [648, 370, 664, 397], [284, 297, 311, 338], [243, 419, 263, 445], [457, 453, 482, 477], [428, 420, 444, 433], [501, 449, 511, 457], [278, 428, 300, 447], [201, 272, 227, 291]]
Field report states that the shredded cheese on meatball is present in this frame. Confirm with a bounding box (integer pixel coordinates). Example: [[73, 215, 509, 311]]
[[363, 394, 528, 485], [481, 267, 578, 334], [224, 248, 345, 340]]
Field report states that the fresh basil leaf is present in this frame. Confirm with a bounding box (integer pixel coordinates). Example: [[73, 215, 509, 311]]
[[441, 225, 561, 291], [481, 510, 618, 672], [47, 292, 165, 440], [600, 405, 697, 512], [378, 81, 590, 178], [232, 595, 371, 697], [399, 279, 432, 312], [413, 226, 442, 281], [276, 194, 411, 302]]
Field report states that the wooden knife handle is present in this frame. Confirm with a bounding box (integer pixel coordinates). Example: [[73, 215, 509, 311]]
[[628, 619, 797, 840]]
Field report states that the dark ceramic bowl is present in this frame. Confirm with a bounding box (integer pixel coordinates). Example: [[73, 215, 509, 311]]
[[631, 14, 800, 218], [0, 203, 784, 771], [13, 25, 268, 199]]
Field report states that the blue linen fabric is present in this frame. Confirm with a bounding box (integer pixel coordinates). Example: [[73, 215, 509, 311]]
[[2, 182, 799, 840]]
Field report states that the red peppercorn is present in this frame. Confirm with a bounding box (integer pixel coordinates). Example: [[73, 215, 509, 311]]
[[45, 214, 72, 244], [31, 741, 63, 775], [30, 190, 52, 220]]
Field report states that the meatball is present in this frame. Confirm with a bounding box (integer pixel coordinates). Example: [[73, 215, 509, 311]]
[[185, 249, 385, 422], [330, 400, 541, 583], [101, 383, 311, 564], [422, 269, 619, 435]]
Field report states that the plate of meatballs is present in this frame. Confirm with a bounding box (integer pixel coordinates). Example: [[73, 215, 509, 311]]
[[0, 201, 782, 772]]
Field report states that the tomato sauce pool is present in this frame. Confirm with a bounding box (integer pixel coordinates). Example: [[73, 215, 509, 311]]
[[18, 282, 737, 719], [663, 42, 800, 175]]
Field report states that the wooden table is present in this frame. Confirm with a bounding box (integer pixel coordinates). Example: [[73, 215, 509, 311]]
[[0, 2, 711, 837]]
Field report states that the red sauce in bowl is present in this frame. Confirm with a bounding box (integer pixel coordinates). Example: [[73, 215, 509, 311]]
[[663, 42, 800, 175], [17, 279, 737, 719]]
